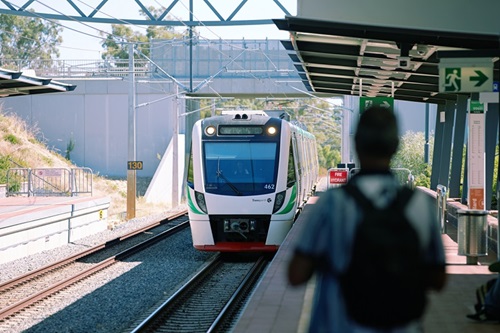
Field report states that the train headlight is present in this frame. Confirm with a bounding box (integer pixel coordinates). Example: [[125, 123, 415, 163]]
[[205, 126, 216, 136], [266, 126, 277, 136], [195, 191, 208, 213], [273, 190, 286, 213]]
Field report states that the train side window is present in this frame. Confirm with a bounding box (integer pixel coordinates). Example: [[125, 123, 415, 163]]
[[187, 146, 194, 186], [287, 141, 296, 187], [296, 134, 302, 177]]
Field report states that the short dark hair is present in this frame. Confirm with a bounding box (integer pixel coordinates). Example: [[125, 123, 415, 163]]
[[354, 106, 399, 158]]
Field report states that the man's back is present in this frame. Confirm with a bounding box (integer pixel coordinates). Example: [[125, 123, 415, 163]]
[[339, 181, 427, 328], [287, 107, 446, 333], [289, 172, 445, 332]]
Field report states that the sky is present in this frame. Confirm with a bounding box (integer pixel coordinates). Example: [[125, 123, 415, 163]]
[[5, 0, 297, 60]]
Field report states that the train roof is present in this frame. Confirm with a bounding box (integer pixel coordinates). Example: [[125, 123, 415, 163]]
[[221, 110, 290, 121], [199, 113, 314, 138], [202, 113, 278, 126], [221, 110, 267, 116]]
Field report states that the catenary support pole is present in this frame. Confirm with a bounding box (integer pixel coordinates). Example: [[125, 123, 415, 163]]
[[127, 43, 137, 219]]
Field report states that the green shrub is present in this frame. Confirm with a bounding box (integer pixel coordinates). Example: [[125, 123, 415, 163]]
[[4, 133, 20, 144], [0, 156, 10, 183], [7, 181, 20, 193]]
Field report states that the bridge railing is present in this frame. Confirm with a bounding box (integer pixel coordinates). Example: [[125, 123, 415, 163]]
[[0, 39, 296, 80], [0, 59, 151, 78], [6, 167, 93, 197], [349, 168, 415, 189]]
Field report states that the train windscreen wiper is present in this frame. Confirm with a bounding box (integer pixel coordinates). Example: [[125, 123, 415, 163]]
[[216, 159, 242, 196]]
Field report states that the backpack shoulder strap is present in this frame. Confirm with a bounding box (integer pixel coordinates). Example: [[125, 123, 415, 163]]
[[392, 186, 414, 211], [343, 182, 415, 212], [342, 182, 375, 211]]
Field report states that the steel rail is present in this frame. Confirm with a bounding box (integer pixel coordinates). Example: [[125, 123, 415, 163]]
[[0, 210, 187, 292], [130, 254, 269, 333], [0, 215, 189, 321]]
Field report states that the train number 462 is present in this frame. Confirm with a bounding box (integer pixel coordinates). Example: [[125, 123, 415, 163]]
[[264, 184, 275, 190]]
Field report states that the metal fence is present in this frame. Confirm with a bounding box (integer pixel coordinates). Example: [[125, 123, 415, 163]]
[[0, 59, 150, 78], [349, 168, 415, 189], [6, 167, 93, 197], [0, 39, 298, 80]]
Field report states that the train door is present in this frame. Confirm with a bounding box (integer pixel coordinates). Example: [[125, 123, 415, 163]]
[[291, 131, 303, 204]]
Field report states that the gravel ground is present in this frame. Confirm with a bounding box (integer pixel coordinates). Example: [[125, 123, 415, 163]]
[[0, 205, 186, 284], [0, 204, 215, 333]]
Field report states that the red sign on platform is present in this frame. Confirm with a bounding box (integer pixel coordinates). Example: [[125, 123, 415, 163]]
[[328, 168, 349, 186]]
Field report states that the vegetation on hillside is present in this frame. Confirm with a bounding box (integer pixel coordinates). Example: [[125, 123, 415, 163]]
[[0, 111, 67, 183], [0, 110, 152, 221]]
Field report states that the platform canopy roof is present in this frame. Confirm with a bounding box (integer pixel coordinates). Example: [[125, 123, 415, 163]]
[[274, 17, 500, 105], [0, 68, 76, 98]]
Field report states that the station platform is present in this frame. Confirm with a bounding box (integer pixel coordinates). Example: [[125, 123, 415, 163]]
[[0, 195, 110, 264], [233, 190, 500, 333]]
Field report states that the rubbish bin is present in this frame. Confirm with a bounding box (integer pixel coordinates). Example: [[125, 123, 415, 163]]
[[457, 209, 488, 265]]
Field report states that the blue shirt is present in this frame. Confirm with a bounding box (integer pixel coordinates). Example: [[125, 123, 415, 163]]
[[293, 173, 445, 333]]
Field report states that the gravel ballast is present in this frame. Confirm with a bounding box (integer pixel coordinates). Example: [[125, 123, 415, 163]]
[[0, 205, 215, 333]]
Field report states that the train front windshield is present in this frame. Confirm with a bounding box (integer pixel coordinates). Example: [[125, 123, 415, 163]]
[[203, 142, 278, 196]]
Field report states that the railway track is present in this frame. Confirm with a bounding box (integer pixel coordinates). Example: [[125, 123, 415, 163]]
[[0, 210, 188, 321], [128, 253, 272, 333]]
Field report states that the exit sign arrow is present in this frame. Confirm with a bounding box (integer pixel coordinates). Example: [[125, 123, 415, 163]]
[[470, 70, 488, 87], [359, 97, 394, 113], [381, 101, 391, 108], [439, 58, 494, 93]]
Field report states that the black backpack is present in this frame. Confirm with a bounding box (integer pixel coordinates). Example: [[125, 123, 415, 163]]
[[339, 183, 427, 328]]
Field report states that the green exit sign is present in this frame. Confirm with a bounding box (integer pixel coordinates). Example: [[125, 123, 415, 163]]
[[360, 97, 394, 113], [439, 58, 493, 93]]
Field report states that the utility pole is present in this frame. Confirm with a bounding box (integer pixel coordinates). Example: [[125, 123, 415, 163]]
[[424, 103, 430, 164], [189, 0, 193, 92], [172, 86, 179, 207], [127, 43, 137, 219]]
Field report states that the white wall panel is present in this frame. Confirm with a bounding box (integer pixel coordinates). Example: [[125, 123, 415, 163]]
[[1, 79, 178, 178], [297, 0, 500, 34]]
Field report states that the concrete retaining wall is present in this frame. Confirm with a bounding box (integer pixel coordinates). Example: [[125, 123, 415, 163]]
[[0, 196, 110, 264]]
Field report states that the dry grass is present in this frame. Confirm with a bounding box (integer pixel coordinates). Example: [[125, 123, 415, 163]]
[[0, 110, 169, 226], [94, 176, 173, 224], [0, 112, 70, 169]]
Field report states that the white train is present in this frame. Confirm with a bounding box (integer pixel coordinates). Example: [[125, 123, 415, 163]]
[[186, 110, 319, 252]]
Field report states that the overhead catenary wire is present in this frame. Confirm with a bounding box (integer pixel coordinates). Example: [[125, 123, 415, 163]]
[[73, 0, 293, 101], [5, 0, 311, 105]]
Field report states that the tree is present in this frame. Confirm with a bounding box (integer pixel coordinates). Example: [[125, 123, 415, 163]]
[[320, 144, 341, 172], [100, 24, 145, 60], [0, 13, 62, 68], [100, 6, 183, 60], [391, 131, 434, 187]]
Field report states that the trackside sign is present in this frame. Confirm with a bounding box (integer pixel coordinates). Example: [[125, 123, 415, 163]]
[[328, 168, 349, 188]]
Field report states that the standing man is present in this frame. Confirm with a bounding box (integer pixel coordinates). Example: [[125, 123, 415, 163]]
[[287, 106, 447, 332]]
